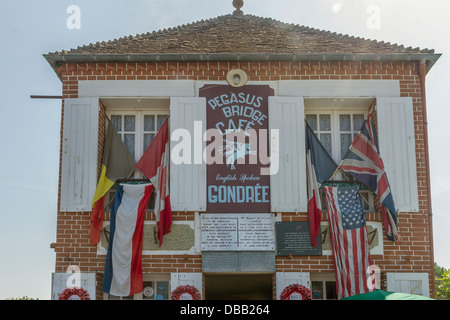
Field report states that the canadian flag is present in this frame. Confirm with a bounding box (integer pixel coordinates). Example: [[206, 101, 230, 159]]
[[136, 118, 172, 246]]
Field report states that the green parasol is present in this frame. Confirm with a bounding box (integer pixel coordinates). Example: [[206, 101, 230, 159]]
[[341, 289, 434, 300]]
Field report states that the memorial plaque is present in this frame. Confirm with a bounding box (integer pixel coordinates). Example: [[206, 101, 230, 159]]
[[202, 252, 275, 272], [276, 222, 322, 256], [201, 214, 275, 251]]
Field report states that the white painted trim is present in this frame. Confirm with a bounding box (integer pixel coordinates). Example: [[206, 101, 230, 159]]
[[279, 80, 400, 97], [276, 272, 311, 300], [386, 272, 430, 297], [195, 80, 279, 96], [78, 79, 398, 99], [52, 272, 97, 300], [79, 80, 196, 98]]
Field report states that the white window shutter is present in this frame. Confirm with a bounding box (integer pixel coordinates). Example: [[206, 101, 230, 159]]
[[169, 97, 207, 212], [170, 273, 203, 299], [376, 97, 419, 212], [386, 272, 430, 297], [60, 98, 99, 212], [51, 272, 96, 300], [269, 96, 307, 213], [276, 272, 311, 300]]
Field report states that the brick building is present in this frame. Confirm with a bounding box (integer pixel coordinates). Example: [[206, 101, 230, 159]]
[[45, 4, 440, 300]]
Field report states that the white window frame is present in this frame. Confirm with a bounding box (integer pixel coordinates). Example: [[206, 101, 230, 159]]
[[305, 109, 368, 163], [106, 110, 170, 163], [310, 273, 338, 300], [103, 273, 171, 300], [306, 106, 374, 210]]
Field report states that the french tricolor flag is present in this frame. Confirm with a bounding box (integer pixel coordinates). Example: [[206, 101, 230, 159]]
[[305, 122, 338, 247], [103, 183, 153, 297]]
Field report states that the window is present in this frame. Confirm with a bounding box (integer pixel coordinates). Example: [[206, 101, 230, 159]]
[[141, 279, 170, 300], [310, 273, 338, 300], [306, 110, 366, 163], [103, 274, 171, 300], [306, 105, 375, 211], [105, 109, 169, 211], [108, 111, 169, 162]]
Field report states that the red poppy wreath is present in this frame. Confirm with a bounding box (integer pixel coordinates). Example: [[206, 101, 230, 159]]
[[280, 284, 312, 300], [171, 285, 202, 300], [58, 287, 91, 300]]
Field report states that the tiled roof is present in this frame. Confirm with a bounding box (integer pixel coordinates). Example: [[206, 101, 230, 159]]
[[51, 14, 435, 56]]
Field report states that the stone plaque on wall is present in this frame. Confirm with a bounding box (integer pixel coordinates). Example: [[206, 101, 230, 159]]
[[201, 213, 275, 251], [202, 251, 275, 272], [101, 223, 195, 251], [275, 222, 322, 256]]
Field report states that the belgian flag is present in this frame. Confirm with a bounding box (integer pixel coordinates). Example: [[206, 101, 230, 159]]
[[90, 120, 135, 245]]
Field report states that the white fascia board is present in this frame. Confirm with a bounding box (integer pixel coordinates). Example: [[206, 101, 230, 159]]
[[78, 80, 196, 98], [279, 80, 400, 97]]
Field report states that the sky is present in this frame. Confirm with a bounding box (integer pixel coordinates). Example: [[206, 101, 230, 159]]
[[0, 0, 449, 300]]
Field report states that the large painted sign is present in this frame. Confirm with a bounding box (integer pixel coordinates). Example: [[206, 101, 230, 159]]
[[199, 85, 274, 213]]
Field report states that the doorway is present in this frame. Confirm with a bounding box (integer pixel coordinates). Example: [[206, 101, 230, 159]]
[[205, 273, 273, 300]]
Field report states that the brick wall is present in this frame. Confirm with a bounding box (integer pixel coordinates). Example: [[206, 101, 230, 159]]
[[55, 60, 433, 298]]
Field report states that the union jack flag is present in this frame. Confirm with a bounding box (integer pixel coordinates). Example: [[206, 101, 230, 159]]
[[339, 115, 399, 241]]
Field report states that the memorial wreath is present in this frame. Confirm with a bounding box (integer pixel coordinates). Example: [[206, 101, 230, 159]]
[[280, 284, 312, 300], [171, 285, 202, 300], [58, 287, 91, 300]]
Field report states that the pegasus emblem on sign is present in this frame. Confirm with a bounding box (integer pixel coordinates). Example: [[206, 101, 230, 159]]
[[219, 139, 256, 170]]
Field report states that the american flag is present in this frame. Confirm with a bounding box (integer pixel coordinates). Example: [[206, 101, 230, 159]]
[[339, 116, 399, 242], [323, 185, 376, 298]]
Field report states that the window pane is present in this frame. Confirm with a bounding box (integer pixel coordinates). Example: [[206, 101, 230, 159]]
[[340, 133, 352, 158], [340, 115, 351, 131], [144, 115, 155, 132], [157, 115, 168, 130], [124, 115, 135, 132], [156, 281, 169, 300], [124, 134, 135, 157], [306, 115, 317, 131], [319, 114, 331, 131], [325, 282, 337, 300], [353, 114, 365, 131], [311, 281, 324, 300], [111, 115, 121, 132], [144, 133, 155, 151], [142, 281, 155, 300], [320, 133, 332, 155]]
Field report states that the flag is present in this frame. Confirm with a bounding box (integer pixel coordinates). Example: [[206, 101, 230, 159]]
[[90, 121, 136, 245], [338, 116, 399, 241], [323, 185, 376, 298], [103, 183, 153, 297], [305, 122, 338, 247], [135, 118, 172, 247]]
